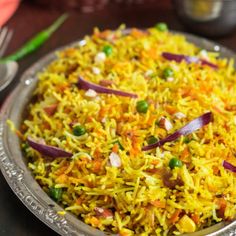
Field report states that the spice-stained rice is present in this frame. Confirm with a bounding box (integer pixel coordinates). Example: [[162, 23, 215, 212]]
[[20, 25, 236, 235]]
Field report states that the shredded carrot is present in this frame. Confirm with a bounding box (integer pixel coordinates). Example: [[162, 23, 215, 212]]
[[92, 159, 103, 173], [76, 198, 82, 205], [150, 200, 166, 208], [99, 107, 108, 119], [95, 30, 111, 39], [180, 147, 190, 163], [212, 166, 220, 175], [86, 116, 94, 122], [112, 143, 119, 153], [57, 84, 68, 93], [54, 165, 68, 175], [212, 105, 224, 114], [42, 121, 51, 130], [191, 213, 200, 224], [147, 115, 156, 126], [15, 130, 24, 140], [169, 209, 181, 224], [200, 82, 212, 93], [216, 198, 227, 218], [89, 216, 100, 227], [55, 174, 68, 184], [93, 148, 102, 158], [64, 107, 72, 113], [165, 105, 177, 115], [131, 28, 146, 38], [43, 103, 58, 116], [151, 160, 160, 165]]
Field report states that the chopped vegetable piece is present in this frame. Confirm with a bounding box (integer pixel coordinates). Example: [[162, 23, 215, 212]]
[[43, 103, 58, 116], [109, 152, 122, 167], [49, 187, 62, 201], [170, 209, 182, 223], [174, 112, 186, 119], [85, 89, 97, 98], [95, 52, 106, 63], [216, 197, 227, 219], [136, 100, 149, 113], [177, 215, 196, 233], [114, 140, 124, 150], [158, 117, 173, 131], [150, 200, 166, 208], [27, 137, 73, 158], [78, 77, 138, 98], [102, 45, 113, 56], [155, 22, 168, 32], [222, 160, 236, 173], [163, 67, 174, 79], [73, 125, 86, 136], [94, 207, 113, 218], [147, 136, 159, 145], [142, 112, 213, 151], [169, 158, 183, 169], [1, 14, 68, 62], [162, 52, 218, 69], [92, 67, 100, 75]]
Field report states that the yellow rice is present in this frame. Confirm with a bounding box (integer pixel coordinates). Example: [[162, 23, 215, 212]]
[[21, 25, 236, 235]]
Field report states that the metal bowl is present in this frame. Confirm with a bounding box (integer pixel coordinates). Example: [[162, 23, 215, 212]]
[[1, 31, 236, 236], [172, 0, 236, 37]]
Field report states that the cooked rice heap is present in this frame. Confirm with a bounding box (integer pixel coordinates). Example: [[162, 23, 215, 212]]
[[22, 25, 236, 235]]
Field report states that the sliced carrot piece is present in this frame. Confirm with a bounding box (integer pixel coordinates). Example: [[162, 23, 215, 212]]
[[112, 143, 119, 153], [150, 200, 166, 208], [169, 209, 181, 224]]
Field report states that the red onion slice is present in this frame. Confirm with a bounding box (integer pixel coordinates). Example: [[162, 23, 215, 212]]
[[142, 112, 213, 151], [78, 77, 138, 98], [222, 160, 236, 173], [27, 137, 73, 158], [162, 52, 218, 69]]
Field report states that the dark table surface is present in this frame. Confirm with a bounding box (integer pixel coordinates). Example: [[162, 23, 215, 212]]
[[1, 1, 236, 235]]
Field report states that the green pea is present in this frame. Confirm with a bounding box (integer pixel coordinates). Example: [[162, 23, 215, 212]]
[[183, 136, 191, 144], [136, 100, 149, 113], [169, 158, 183, 169], [73, 125, 86, 136], [22, 142, 29, 153], [147, 136, 159, 145], [155, 22, 168, 32], [102, 45, 113, 56], [49, 187, 62, 201], [163, 67, 174, 79]]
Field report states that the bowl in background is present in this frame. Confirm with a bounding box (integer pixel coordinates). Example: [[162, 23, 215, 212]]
[[172, 0, 236, 37]]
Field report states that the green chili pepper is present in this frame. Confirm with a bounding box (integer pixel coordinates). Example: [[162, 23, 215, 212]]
[[49, 187, 63, 202], [1, 14, 68, 62], [147, 135, 159, 145]]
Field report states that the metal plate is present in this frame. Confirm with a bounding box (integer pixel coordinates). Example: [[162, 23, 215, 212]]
[[1, 31, 236, 236]]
